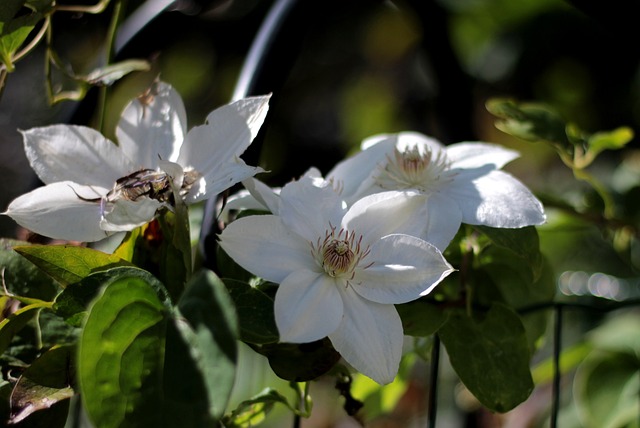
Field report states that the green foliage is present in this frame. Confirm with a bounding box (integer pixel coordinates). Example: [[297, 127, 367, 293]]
[[253, 339, 341, 382], [0, 239, 59, 300], [13, 245, 131, 288], [8, 345, 74, 425], [0, 0, 44, 72], [572, 312, 640, 428], [172, 269, 239, 420], [396, 299, 447, 337], [0, 301, 51, 356], [53, 266, 170, 327], [223, 383, 312, 427], [223, 279, 279, 344], [439, 304, 534, 412], [77, 275, 168, 428]]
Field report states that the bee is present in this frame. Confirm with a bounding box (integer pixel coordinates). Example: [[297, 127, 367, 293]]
[[74, 167, 199, 205], [110, 168, 172, 202]]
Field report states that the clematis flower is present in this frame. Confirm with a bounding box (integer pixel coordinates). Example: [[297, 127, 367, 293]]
[[327, 132, 546, 250], [3, 82, 270, 242], [219, 175, 453, 384]]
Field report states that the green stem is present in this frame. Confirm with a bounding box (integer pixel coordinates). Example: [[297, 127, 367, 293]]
[[96, 0, 124, 133], [54, 0, 112, 14], [572, 167, 616, 219], [0, 68, 7, 102], [13, 18, 50, 64]]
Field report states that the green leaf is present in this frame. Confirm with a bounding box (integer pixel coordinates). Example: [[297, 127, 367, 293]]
[[53, 266, 171, 327], [81, 59, 150, 86], [14, 245, 131, 288], [479, 254, 555, 351], [0, 0, 42, 71], [587, 311, 640, 354], [9, 345, 74, 425], [439, 304, 534, 412], [574, 350, 639, 428], [396, 299, 447, 337], [78, 275, 168, 428], [486, 98, 570, 146], [24, 0, 54, 13], [0, 301, 50, 356], [532, 342, 591, 384], [0, 0, 26, 21], [223, 279, 278, 344], [166, 269, 239, 421], [474, 225, 543, 281], [222, 387, 298, 428], [0, 239, 59, 301], [587, 127, 633, 158], [254, 338, 341, 382]]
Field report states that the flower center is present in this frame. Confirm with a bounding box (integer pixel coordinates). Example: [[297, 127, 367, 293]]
[[374, 145, 453, 192], [311, 226, 372, 279]]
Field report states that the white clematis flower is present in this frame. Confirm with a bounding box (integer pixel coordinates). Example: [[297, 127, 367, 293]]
[[3, 82, 270, 242], [328, 131, 546, 250], [219, 175, 454, 384]]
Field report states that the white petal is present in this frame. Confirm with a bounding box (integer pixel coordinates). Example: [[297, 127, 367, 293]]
[[158, 160, 185, 188], [218, 215, 313, 283], [352, 234, 453, 304], [447, 170, 546, 227], [184, 160, 264, 204], [327, 137, 395, 200], [278, 178, 346, 242], [177, 95, 270, 177], [329, 289, 403, 385], [215, 95, 271, 142], [3, 182, 111, 242], [423, 192, 464, 250], [101, 198, 162, 232], [342, 191, 429, 245], [275, 270, 343, 343], [22, 125, 134, 187], [115, 81, 187, 166], [242, 177, 281, 214], [447, 142, 520, 170]]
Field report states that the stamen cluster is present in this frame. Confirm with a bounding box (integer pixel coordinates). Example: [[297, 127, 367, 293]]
[[311, 225, 372, 279], [374, 145, 452, 192]]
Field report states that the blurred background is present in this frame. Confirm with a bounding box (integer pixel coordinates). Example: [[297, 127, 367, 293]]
[[1, 0, 639, 426]]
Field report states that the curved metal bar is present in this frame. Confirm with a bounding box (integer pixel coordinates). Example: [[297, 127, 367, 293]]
[[115, 0, 178, 54], [199, 0, 302, 264], [232, 0, 297, 101]]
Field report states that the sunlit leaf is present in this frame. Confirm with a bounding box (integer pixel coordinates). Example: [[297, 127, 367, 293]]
[[223, 279, 278, 344], [222, 387, 297, 428], [439, 304, 533, 412], [53, 266, 171, 327], [587, 127, 634, 158], [78, 275, 168, 428], [9, 345, 74, 425], [486, 98, 570, 146], [0, 0, 42, 71], [14, 245, 131, 288]]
